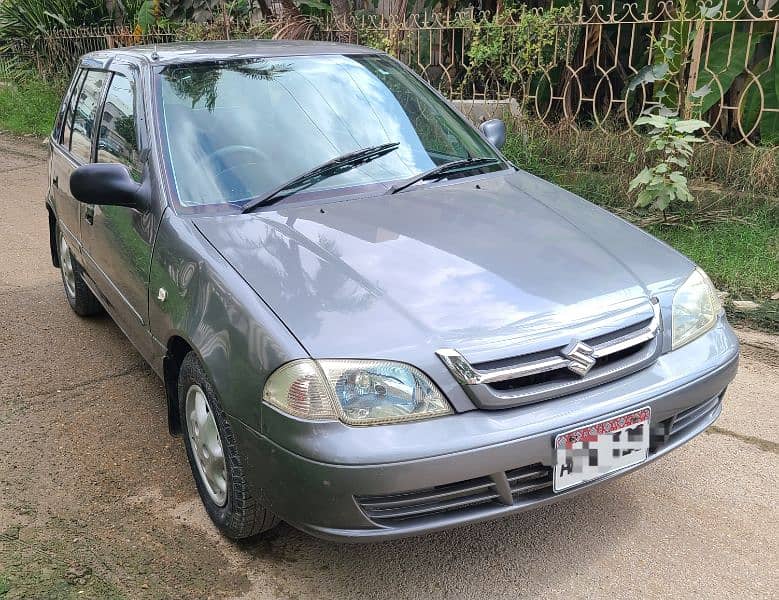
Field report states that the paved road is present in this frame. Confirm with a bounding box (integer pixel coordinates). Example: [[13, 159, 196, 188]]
[[0, 133, 777, 599]]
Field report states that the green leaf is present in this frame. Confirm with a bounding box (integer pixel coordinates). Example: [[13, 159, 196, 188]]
[[675, 119, 709, 133], [689, 83, 712, 99], [629, 167, 652, 191], [43, 10, 68, 28], [136, 0, 156, 33], [656, 191, 673, 211], [635, 114, 669, 128], [635, 188, 655, 208], [695, 31, 760, 114], [701, 2, 724, 19], [628, 63, 670, 92], [676, 185, 693, 203]]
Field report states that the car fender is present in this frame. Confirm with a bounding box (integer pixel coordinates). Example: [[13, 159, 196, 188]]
[[148, 211, 308, 433]]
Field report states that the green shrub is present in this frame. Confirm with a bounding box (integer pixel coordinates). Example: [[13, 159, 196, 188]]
[[629, 113, 709, 211]]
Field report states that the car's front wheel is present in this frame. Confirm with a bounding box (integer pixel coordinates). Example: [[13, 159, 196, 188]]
[[57, 228, 102, 316], [178, 351, 279, 539]]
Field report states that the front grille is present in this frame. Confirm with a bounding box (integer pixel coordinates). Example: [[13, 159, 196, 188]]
[[438, 299, 663, 409], [487, 340, 652, 392], [356, 464, 551, 524]]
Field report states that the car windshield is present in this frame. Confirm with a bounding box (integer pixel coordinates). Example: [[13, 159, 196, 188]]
[[158, 54, 504, 207]]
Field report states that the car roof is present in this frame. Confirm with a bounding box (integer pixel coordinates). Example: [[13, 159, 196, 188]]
[[80, 39, 380, 69]]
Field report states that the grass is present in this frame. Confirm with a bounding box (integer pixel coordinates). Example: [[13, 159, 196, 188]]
[[0, 79, 59, 137], [502, 118, 779, 199], [647, 208, 778, 300]]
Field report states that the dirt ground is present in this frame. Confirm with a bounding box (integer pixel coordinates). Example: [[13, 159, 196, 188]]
[[0, 132, 777, 600]]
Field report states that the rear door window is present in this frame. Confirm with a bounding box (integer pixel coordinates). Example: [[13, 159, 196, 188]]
[[70, 70, 108, 163], [97, 73, 142, 181]]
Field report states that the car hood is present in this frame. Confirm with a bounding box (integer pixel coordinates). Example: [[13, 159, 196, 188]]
[[193, 170, 692, 361]]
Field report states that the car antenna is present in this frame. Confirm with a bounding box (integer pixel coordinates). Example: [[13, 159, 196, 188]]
[[151, 44, 159, 61]]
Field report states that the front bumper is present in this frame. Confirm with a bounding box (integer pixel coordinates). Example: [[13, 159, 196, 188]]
[[230, 318, 739, 542]]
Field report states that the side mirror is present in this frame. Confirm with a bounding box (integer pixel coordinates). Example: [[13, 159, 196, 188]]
[[70, 163, 148, 210], [479, 118, 506, 149]]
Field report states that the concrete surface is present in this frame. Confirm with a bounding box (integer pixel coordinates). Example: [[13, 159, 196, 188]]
[[0, 133, 777, 599]]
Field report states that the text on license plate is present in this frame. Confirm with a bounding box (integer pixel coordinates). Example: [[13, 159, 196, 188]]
[[553, 407, 651, 492]]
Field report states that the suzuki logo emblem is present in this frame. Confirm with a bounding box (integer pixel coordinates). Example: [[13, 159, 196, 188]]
[[560, 340, 597, 376]]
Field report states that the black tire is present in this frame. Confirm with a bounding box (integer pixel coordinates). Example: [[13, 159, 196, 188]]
[[178, 352, 279, 539], [56, 226, 102, 317]]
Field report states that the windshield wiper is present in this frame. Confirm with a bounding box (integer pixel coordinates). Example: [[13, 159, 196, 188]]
[[385, 157, 501, 195], [242, 142, 400, 213]]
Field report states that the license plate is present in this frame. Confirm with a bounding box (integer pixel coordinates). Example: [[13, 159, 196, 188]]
[[553, 407, 651, 492]]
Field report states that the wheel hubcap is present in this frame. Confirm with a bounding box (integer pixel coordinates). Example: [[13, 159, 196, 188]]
[[59, 235, 76, 299], [186, 384, 228, 506]]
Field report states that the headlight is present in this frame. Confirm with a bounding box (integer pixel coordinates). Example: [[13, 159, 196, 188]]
[[262, 359, 452, 426], [672, 267, 722, 349]]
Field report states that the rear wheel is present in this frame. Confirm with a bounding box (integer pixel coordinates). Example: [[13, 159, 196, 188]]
[[57, 228, 102, 317], [178, 352, 279, 539]]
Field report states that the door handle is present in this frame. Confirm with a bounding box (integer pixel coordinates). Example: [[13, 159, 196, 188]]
[[85, 205, 94, 225], [52, 175, 58, 188]]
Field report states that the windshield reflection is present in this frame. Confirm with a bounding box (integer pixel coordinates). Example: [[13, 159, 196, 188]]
[[159, 54, 503, 208]]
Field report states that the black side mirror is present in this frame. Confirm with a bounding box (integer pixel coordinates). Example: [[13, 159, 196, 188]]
[[70, 163, 148, 210], [479, 118, 506, 149]]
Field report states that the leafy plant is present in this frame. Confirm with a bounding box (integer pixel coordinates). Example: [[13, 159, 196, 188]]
[[353, 11, 409, 55], [628, 0, 778, 143], [629, 113, 709, 211], [113, 1, 162, 33], [0, 0, 112, 41], [0, 0, 114, 81], [464, 5, 577, 93], [628, 0, 722, 118], [626, 2, 716, 211], [163, 0, 256, 22]]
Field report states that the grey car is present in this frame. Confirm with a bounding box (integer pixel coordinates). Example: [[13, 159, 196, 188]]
[[46, 40, 739, 542]]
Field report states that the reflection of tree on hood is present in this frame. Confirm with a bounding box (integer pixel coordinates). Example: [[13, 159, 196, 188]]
[[232, 219, 376, 340], [162, 60, 291, 111]]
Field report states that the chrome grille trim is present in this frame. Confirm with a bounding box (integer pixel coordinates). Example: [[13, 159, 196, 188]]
[[437, 300, 660, 386], [437, 299, 663, 408]]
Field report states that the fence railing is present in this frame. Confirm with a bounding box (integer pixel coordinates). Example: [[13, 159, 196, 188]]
[[2, 1, 778, 146], [330, 4, 779, 146]]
